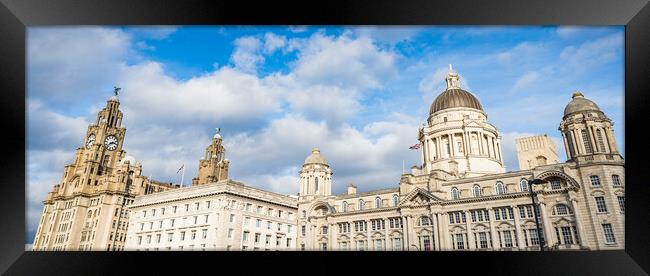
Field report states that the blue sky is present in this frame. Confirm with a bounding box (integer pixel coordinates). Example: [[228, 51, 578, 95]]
[[26, 26, 624, 243]]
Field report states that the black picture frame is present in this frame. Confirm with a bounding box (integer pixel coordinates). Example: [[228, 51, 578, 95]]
[[1, 0, 648, 274]]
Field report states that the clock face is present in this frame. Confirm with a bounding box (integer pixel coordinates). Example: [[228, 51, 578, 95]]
[[86, 134, 96, 149], [104, 135, 118, 151]]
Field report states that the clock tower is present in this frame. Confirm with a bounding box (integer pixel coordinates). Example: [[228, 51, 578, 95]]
[[192, 128, 230, 185], [32, 90, 177, 251]]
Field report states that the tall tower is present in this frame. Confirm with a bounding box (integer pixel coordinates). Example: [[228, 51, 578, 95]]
[[192, 128, 229, 185], [515, 134, 560, 170], [298, 148, 333, 199], [418, 65, 506, 177], [559, 92, 622, 163], [31, 90, 176, 251]]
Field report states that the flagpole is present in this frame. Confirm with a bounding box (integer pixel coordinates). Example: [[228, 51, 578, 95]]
[[180, 163, 185, 188]]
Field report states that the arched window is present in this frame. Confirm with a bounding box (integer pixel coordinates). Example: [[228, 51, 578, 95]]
[[581, 129, 593, 154], [392, 194, 399, 207], [315, 177, 319, 191], [552, 204, 572, 215], [450, 187, 459, 200], [550, 179, 563, 190], [359, 199, 365, 211], [495, 182, 505, 195], [596, 129, 606, 152], [302, 210, 306, 218], [420, 216, 431, 226], [342, 201, 348, 212], [473, 185, 481, 197], [375, 197, 381, 208], [520, 179, 529, 192]]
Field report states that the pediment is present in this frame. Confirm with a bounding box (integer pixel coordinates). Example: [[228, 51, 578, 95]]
[[399, 187, 442, 207]]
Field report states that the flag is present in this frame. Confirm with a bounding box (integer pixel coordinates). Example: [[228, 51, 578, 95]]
[[176, 164, 184, 174], [409, 143, 421, 150]]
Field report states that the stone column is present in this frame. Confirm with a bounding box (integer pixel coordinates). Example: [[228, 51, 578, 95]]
[[465, 211, 474, 250], [366, 219, 371, 250], [513, 205, 524, 250], [401, 216, 408, 251], [331, 222, 337, 250], [449, 133, 455, 157], [424, 139, 430, 163], [605, 126, 618, 153], [434, 213, 441, 251], [561, 132, 571, 159], [441, 213, 450, 250], [407, 215, 417, 250], [569, 198, 586, 247], [487, 208, 500, 250], [575, 128, 587, 155], [420, 141, 425, 166], [538, 201, 554, 248], [383, 219, 388, 251]]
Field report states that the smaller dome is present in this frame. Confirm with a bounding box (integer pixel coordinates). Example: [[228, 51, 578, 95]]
[[121, 155, 136, 165], [304, 147, 328, 165], [563, 92, 601, 116], [108, 95, 119, 102]]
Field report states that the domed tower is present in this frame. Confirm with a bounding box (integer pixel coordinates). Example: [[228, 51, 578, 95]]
[[192, 128, 229, 185], [299, 148, 333, 199], [419, 65, 505, 177], [559, 92, 622, 162]]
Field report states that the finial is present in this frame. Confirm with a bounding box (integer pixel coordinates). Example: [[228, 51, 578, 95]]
[[113, 86, 121, 96], [572, 91, 584, 98], [444, 64, 461, 90]]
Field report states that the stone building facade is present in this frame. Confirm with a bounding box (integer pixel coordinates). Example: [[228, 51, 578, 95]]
[[516, 134, 561, 170], [31, 95, 177, 251], [124, 135, 298, 251], [297, 67, 624, 251], [124, 180, 298, 251]]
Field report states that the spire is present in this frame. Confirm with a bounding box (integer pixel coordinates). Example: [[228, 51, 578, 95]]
[[213, 127, 222, 139], [445, 64, 461, 90]]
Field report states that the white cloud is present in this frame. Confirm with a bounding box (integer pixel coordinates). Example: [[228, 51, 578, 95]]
[[511, 71, 540, 92], [129, 26, 178, 40], [351, 26, 421, 45], [556, 26, 583, 38], [263, 33, 287, 54], [230, 36, 264, 73], [559, 33, 623, 72], [290, 33, 398, 90], [496, 42, 543, 64]]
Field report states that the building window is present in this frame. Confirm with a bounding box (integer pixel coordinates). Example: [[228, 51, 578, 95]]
[[392, 194, 399, 206], [191, 230, 196, 240], [473, 185, 481, 197], [167, 233, 173, 242], [581, 129, 593, 154], [244, 217, 250, 226], [389, 217, 403, 229], [393, 237, 402, 250], [595, 196, 608, 213], [256, 219, 261, 228], [301, 225, 306, 236], [246, 203, 252, 212], [156, 234, 161, 243], [495, 182, 505, 195], [227, 229, 233, 238], [338, 222, 350, 233], [342, 201, 348, 212], [354, 221, 367, 232], [617, 196, 625, 213], [420, 216, 431, 226], [520, 179, 529, 192], [494, 207, 514, 220], [321, 226, 328, 234], [229, 214, 235, 223], [301, 210, 306, 218], [371, 219, 385, 231], [612, 175, 621, 186], [455, 233, 465, 249], [375, 239, 383, 251], [450, 187, 459, 200], [277, 223, 282, 231], [552, 204, 571, 215], [267, 221, 272, 230], [357, 240, 366, 251], [590, 175, 601, 187], [596, 129, 606, 151], [602, 224, 616, 243], [265, 235, 271, 245], [185, 204, 189, 212], [561, 226, 574, 244], [375, 197, 381, 208], [421, 236, 432, 251], [202, 229, 207, 239], [180, 231, 186, 241], [550, 179, 562, 190], [173, 206, 177, 213], [242, 231, 249, 242], [288, 225, 292, 233], [137, 236, 142, 245], [359, 199, 365, 211]]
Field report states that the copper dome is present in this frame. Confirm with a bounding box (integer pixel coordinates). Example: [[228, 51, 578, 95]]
[[430, 88, 484, 114]]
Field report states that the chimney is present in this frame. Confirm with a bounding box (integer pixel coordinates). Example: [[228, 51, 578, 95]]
[[347, 183, 357, 195]]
